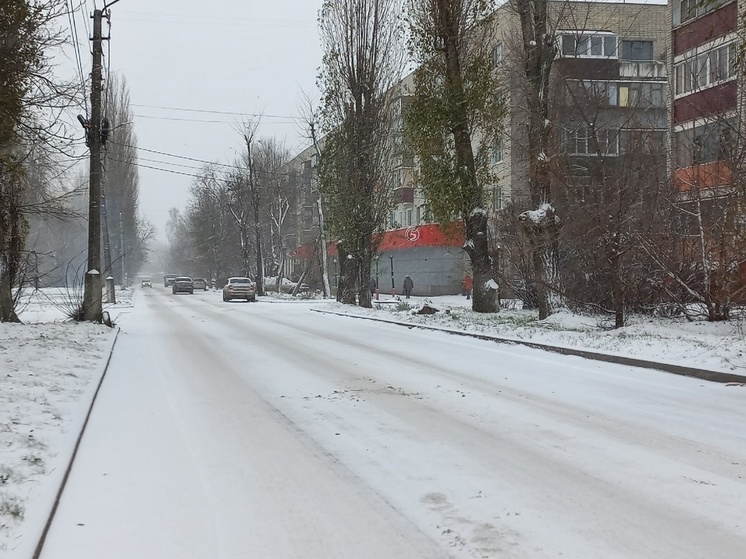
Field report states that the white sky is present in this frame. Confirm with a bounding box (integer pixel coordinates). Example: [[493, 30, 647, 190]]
[[64, 0, 323, 237]]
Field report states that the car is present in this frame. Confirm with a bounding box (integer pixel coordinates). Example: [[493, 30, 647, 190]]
[[141, 278, 152, 288], [192, 278, 208, 291], [172, 276, 194, 294], [223, 277, 256, 302], [164, 274, 178, 287]]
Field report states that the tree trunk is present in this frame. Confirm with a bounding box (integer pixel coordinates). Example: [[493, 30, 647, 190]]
[[0, 267, 20, 322], [516, 0, 562, 320], [464, 211, 498, 312], [609, 250, 624, 328], [337, 245, 357, 305], [436, 0, 497, 312], [317, 199, 331, 298]]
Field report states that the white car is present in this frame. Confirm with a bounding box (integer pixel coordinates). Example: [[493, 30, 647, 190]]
[[222, 277, 256, 302]]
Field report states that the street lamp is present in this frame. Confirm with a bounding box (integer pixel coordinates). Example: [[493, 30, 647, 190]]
[[333, 257, 338, 287], [373, 254, 380, 300], [389, 254, 395, 295]]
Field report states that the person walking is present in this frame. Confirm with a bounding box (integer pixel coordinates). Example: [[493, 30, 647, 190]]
[[461, 273, 473, 300], [403, 275, 414, 299]]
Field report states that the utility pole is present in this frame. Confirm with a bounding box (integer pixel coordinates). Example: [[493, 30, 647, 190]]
[[119, 211, 126, 287], [82, 8, 104, 322]]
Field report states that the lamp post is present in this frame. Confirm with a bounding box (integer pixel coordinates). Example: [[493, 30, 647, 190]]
[[373, 254, 380, 300], [333, 258, 338, 288], [389, 254, 395, 295]]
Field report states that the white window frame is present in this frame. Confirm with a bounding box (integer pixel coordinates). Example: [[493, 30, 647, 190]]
[[674, 39, 737, 97], [559, 31, 618, 59], [491, 137, 504, 164]]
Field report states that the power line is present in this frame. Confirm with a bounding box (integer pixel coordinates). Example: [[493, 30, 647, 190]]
[[66, 0, 88, 113], [107, 143, 299, 180], [113, 12, 314, 28], [131, 113, 297, 125], [129, 103, 296, 120], [109, 140, 245, 170]]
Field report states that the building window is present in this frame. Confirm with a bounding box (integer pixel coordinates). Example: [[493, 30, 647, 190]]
[[677, 0, 731, 25], [675, 120, 737, 167], [574, 80, 665, 108], [389, 211, 396, 228], [561, 32, 617, 58], [491, 137, 504, 164], [492, 42, 502, 68], [422, 204, 432, 223], [492, 185, 503, 211], [416, 205, 421, 224], [674, 42, 737, 96], [406, 208, 413, 226], [566, 126, 619, 156], [621, 40, 654, 61]]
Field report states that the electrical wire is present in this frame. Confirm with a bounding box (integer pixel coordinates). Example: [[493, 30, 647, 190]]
[[109, 140, 245, 170], [131, 114, 297, 125], [107, 145, 298, 180], [129, 103, 296, 120], [102, 10, 112, 118], [66, 0, 88, 113]]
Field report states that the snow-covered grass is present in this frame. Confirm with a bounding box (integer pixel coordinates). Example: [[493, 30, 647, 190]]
[[0, 288, 123, 557], [316, 295, 746, 374]]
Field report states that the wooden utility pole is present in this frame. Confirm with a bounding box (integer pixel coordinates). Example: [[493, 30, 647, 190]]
[[83, 8, 104, 322]]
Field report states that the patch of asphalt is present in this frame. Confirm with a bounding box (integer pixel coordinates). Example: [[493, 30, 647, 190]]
[[310, 308, 746, 385], [32, 326, 121, 559]]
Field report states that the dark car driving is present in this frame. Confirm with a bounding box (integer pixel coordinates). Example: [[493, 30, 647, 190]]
[[172, 277, 194, 294]]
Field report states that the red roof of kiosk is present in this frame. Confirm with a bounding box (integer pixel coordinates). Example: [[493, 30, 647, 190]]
[[291, 224, 463, 259]]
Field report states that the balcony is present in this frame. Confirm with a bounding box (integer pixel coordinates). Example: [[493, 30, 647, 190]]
[[619, 61, 667, 79], [393, 187, 414, 204], [674, 161, 731, 191]]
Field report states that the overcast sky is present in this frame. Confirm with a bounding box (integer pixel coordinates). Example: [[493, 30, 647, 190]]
[[69, 0, 322, 238]]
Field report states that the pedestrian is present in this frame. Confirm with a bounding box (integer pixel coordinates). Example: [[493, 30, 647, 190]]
[[462, 273, 473, 300], [403, 275, 414, 299]]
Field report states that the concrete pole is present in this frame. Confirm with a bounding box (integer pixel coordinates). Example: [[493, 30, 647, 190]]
[[83, 9, 104, 322]]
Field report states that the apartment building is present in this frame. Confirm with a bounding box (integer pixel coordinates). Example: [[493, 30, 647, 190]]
[[671, 0, 743, 194], [285, 1, 670, 295]]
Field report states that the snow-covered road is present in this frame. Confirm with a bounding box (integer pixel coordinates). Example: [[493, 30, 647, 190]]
[[40, 288, 746, 558]]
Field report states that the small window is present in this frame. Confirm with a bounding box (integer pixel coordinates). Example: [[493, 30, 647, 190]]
[[621, 40, 653, 61], [406, 208, 413, 226], [604, 36, 618, 58], [561, 33, 618, 58], [491, 137, 504, 164], [492, 186, 503, 211], [562, 35, 576, 56], [492, 42, 502, 68]]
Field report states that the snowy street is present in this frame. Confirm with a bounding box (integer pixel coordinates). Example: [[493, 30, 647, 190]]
[[39, 288, 746, 559]]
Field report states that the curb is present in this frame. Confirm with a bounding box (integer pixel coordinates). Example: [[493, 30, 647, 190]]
[[310, 308, 746, 385], [32, 326, 121, 559]]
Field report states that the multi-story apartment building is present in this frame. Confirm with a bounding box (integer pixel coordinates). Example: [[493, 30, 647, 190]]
[[285, 1, 670, 296], [671, 0, 743, 194]]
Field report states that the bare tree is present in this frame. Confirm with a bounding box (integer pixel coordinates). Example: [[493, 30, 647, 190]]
[[0, 0, 80, 321], [512, 0, 563, 320], [297, 91, 331, 297], [317, 0, 406, 308]]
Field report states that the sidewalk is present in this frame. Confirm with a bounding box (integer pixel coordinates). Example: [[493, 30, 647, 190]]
[[313, 295, 746, 382]]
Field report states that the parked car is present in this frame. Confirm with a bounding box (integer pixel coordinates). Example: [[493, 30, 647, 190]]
[[192, 278, 208, 291], [164, 274, 178, 287], [172, 277, 194, 294], [222, 277, 256, 302], [141, 278, 152, 288]]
